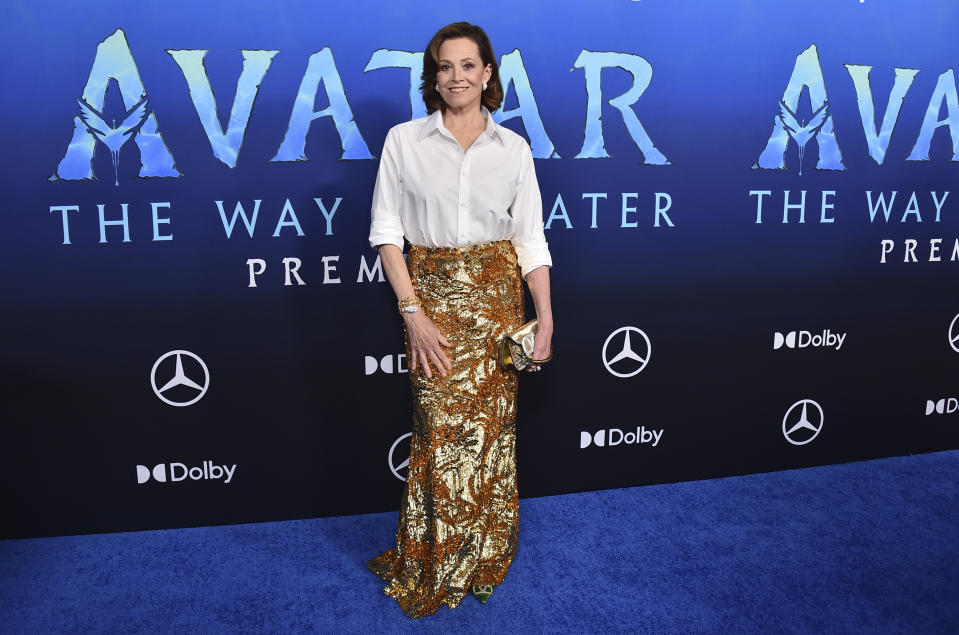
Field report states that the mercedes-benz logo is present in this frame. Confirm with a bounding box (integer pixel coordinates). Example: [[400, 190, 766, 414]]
[[388, 432, 411, 481], [151, 350, 210, 407], [782, 398, 824, 446], [949, 313, 959, 354], [602, 326, 651, 378]]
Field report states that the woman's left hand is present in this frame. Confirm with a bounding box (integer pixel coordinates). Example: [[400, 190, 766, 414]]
[[524, 266, 553, 373], [526, 321, 552, 373]]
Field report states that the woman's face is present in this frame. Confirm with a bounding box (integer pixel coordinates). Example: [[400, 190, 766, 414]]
[[435, 37, 492, 113]]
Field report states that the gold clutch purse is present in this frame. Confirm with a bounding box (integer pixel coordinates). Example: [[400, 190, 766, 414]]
[[499, 319, 553, 371]]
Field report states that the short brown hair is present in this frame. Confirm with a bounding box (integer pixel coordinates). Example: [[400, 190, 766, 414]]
[[421, 22, 503, 115]]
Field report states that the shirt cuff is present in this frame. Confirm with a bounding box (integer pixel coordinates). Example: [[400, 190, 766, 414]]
[[368, 221, 404, 250], [515, 242, 553, 278]]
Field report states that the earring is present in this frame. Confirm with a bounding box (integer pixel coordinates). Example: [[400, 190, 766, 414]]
[[482, 82, 488, 91], [435, 83, 439, 91]]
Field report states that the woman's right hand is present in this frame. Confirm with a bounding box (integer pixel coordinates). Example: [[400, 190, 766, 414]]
[[403, 310, 451, 378]]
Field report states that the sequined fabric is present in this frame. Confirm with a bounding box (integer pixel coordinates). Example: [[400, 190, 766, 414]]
[[368, 240, 525, 619]]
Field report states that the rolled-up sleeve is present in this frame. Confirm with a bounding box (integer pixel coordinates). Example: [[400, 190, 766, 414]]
[[509, 144, 553, 277], [368, 128, 406, 249]]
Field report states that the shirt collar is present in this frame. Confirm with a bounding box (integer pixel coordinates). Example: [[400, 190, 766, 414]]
[[418, 106, 504, 146]]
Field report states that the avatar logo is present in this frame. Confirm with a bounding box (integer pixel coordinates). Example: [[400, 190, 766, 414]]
[[52, 29, 180, 183], [776, 99, 830, 176], [51, 29, 676, 185], [754, 43, 959, 172], [76, 95, 151, 186]]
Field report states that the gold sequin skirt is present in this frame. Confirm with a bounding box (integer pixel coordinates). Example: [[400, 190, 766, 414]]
[[368, 240, 525, 619]]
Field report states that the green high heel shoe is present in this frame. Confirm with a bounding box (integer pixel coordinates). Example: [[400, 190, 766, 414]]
[[471, 584, 493, 604]]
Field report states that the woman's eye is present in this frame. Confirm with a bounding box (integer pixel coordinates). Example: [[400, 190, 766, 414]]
[[464, 63, 474, 70], [440, 64, 451, 72]]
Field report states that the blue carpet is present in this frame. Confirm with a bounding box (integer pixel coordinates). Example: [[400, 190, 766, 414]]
[[1, 451, 956, 633]]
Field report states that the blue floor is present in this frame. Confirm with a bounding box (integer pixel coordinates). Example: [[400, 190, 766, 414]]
[[2, 451, 957, 633]]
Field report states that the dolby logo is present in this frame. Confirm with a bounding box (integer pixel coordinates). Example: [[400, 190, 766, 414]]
[[136, 461, 236, 484], [580, 426, 663, 448], [925, 398, 958, 416], [773, 329, 846, 351], [365, 353, 407, 375]]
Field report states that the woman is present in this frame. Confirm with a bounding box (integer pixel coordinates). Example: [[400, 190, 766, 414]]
[[367, 21, 553, 619]]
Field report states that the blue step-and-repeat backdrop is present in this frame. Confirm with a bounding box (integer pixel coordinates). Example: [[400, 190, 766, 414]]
[[2, 0, 957, 538]]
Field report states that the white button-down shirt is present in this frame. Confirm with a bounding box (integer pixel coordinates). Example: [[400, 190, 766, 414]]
[[368, 108, 552, 277]]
